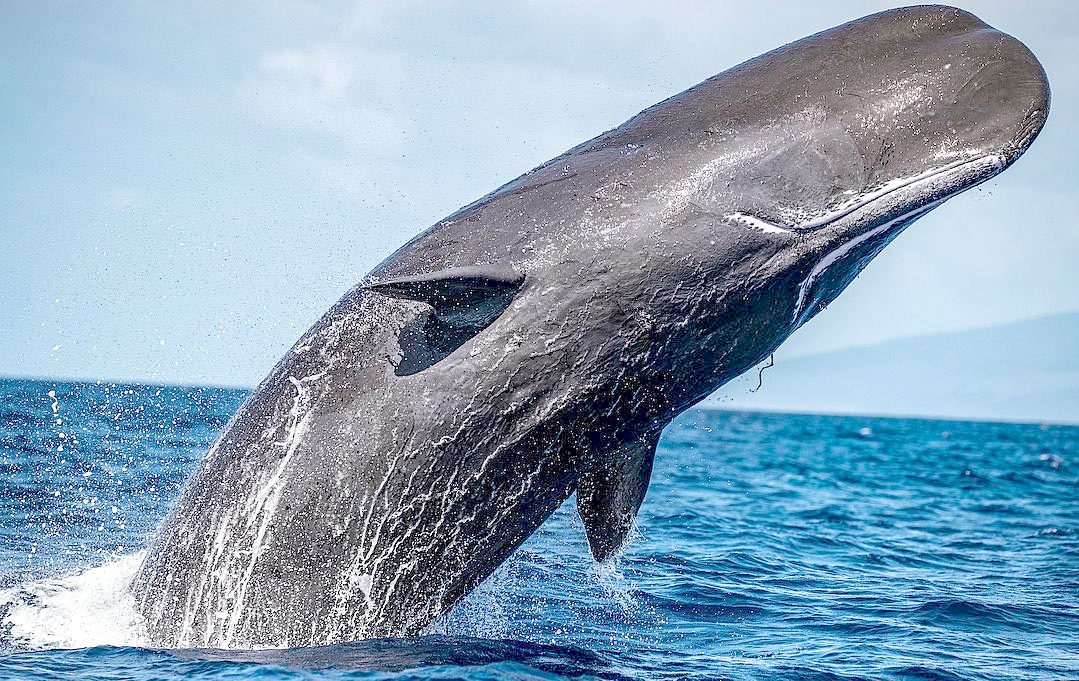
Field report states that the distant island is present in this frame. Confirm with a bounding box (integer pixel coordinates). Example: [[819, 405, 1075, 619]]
[[712, 312, 1079, 425]]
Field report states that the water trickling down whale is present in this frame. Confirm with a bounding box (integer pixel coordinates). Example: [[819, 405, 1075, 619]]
[[134, 5, 1049, 647]]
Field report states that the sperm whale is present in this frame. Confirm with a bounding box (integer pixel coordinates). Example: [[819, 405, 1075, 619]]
[[134, 5, 1049, 647]]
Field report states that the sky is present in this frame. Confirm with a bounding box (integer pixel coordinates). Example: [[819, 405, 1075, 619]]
[[2, 1, 1077, 393]]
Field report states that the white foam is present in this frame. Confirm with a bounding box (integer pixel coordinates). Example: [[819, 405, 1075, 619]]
[[0, 553, 148, 650]]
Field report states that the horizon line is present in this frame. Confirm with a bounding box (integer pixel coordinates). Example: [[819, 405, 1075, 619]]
[[4, 373, 1076, 430]]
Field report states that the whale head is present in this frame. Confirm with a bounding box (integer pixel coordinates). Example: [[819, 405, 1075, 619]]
[[671, 5, 1049, 391]]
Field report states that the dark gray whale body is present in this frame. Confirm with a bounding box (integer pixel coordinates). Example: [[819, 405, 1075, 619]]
[[134, 6, 1049, 647]]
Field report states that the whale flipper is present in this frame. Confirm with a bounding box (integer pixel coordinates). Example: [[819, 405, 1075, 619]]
[[367, 266, 524, 375], [577, 429, 659, 562]]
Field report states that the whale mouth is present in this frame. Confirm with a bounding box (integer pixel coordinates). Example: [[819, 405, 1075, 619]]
[[726, 154, 1007, 236], [781, 153, 1007, 327]]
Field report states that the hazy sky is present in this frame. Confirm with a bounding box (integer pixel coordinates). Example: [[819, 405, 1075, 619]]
[[2, 1, 1076, 388]]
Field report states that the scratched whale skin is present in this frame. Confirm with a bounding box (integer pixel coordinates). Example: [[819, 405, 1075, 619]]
[[133, 5, 1049, 647]]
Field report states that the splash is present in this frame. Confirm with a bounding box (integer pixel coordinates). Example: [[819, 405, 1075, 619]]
[[424, 555, 516, 640], [0, 553, 147, 651], [592, 551, 639, 616]]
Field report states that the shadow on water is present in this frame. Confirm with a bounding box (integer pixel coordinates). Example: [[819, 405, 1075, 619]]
[[168, 635, 630, 679]]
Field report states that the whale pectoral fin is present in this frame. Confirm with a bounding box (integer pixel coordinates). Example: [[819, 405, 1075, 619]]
[[365, 265, 524, 308], [576, 429, 659, 563], [365, 265, 525, 376]]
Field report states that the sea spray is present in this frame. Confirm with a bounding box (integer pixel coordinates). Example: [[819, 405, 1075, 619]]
[[0, 552, 147, 651]]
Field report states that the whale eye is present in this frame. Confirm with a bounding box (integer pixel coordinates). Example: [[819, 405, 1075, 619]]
[[366, 265, 524, 376]]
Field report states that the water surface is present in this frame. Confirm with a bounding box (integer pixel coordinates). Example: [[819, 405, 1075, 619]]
[[1, 378, 1075, 679]]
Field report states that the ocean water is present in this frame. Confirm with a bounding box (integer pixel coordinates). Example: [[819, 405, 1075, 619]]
[[0, 377, 1075, 680]]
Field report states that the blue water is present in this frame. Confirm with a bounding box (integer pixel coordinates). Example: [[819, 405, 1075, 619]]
[[0, 377, 1075, 680]]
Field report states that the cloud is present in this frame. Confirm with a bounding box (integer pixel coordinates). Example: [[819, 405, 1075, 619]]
[[233, 13, 642, 206], [240, 45, 406, 151]]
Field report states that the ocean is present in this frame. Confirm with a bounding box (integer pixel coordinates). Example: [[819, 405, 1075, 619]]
[[0, 377, 1075, 680]]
